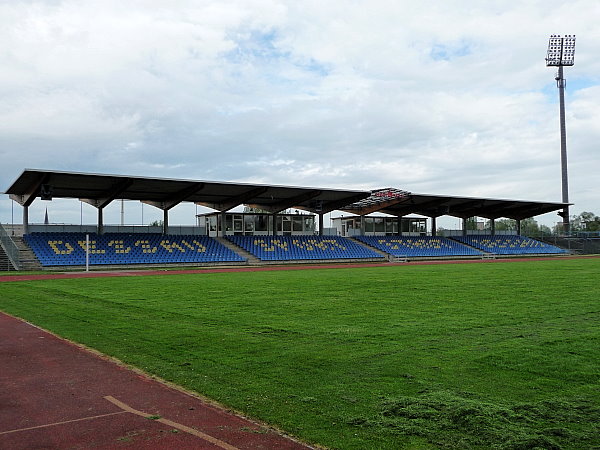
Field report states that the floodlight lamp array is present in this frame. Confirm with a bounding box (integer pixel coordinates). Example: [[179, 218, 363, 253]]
[[546, 34, 576, 66]]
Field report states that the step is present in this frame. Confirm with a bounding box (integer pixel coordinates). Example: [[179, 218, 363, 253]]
[[215, 237, 259, 264]]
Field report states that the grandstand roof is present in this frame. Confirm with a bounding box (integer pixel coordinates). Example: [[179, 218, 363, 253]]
[[5, 169, 568, 220], [341, 191, 568, 220], [5, 169, 369, 214]]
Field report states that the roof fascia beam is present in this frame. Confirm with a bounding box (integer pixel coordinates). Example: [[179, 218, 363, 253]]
[[9, 173, 51, 207], [444, 200, 486, 219], [501, 204, 557, 221], [379, 206, 420, 216], [196, 186, 269, 212], [80, 177, 133, 209], [474, 202, 527, 219], [385, 198, 451, 218], [299, 192, 370, 214], [249, 190, 322, 214], [142, 182, 205, 211]]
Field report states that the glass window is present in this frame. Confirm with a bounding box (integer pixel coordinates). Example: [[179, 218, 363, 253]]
[[234, 215, 243, 232], [283, 216, 292, 232], [304, 217, 315, 233], [255, 215, 267, 232], [244, 215, 254, 232], [293, 216, 303, 231], [402, 219, 411, 233], [385, 218, 397, 234]]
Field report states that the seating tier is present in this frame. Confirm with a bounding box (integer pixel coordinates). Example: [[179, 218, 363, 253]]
[[24, 233, 245, 266], [450, 235, 567, 255], [355, 236, 482, 257], [227, 235, 381, 261]]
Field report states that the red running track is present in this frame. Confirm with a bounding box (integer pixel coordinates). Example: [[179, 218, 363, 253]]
[[0, 313, 311, 449]]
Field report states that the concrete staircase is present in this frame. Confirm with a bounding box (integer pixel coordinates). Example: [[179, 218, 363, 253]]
[[348, 237, 391, 259], [12, 237, 43, 271], [215, 237, 260, 264], [0, 244, 16, 271]]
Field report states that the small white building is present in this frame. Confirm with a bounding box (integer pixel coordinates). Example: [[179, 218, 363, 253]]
[[198, 210, 316, 237], [331, 215, 427, 237]]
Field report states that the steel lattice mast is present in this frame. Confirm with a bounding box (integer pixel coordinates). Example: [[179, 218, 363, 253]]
[[546, 34, 576, 234]]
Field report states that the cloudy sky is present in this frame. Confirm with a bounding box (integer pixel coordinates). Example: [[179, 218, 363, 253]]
[[1, 0, 599, 228]]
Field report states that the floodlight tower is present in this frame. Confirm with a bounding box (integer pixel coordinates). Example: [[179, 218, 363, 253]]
[[546, 34, 576, 234]]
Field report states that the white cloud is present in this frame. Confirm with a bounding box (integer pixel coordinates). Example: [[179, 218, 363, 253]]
[[1, 0, 599, 229]]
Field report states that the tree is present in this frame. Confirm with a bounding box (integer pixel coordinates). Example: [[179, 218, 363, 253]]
[[539, 224, 552, 235], [520, 218, 540, 236], [571, 211, 600, 232], [491, 219, 516, 231], [465, 217, 478, 231], [149, 220, 164, 227]]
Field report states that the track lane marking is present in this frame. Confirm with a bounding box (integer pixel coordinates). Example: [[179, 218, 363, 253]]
[[104, 395, 239, 450], [0, 411, 127, 435]]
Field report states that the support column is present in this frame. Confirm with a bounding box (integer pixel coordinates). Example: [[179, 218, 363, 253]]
[[360, 216, 366, 236], [272, 213, 277, 236], [163, 209, 169, 235], [490, 219, 496, 236], [219, 211, 226, 237], [23, 206, 29, 235], [462, 218, 468, 236], [431, 217, 437, 236], [516, 219, 521, 236], [397, 216, 402, 236], [318, 213, 324, 236], [98, 207, 104, 235]]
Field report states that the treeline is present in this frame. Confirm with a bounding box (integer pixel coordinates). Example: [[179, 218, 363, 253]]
[[461, 211, 600, 235]]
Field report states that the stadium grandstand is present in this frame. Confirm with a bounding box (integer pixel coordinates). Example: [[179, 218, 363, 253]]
[[0, 169, 571, 270]]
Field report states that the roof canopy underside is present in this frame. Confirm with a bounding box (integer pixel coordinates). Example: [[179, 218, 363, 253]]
[[5, 169, 568, 220]]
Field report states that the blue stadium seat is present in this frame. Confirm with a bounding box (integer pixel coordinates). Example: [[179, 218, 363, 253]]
[[23, 233, 245, 266], [227, 235, 381, 261], [450, 235, 567, 255], [354, 235, 482, 258]]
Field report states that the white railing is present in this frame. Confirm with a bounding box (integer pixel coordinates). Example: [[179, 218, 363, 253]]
[[388, 254, 408, 263], [0, 223, 20, 270]]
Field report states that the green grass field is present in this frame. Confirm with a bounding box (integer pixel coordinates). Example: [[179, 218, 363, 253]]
[[1, 258, 599, 449]]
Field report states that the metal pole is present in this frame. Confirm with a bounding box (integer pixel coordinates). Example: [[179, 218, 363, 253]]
[[557, 64, 570, 233], [85, 233, 89, 272]]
